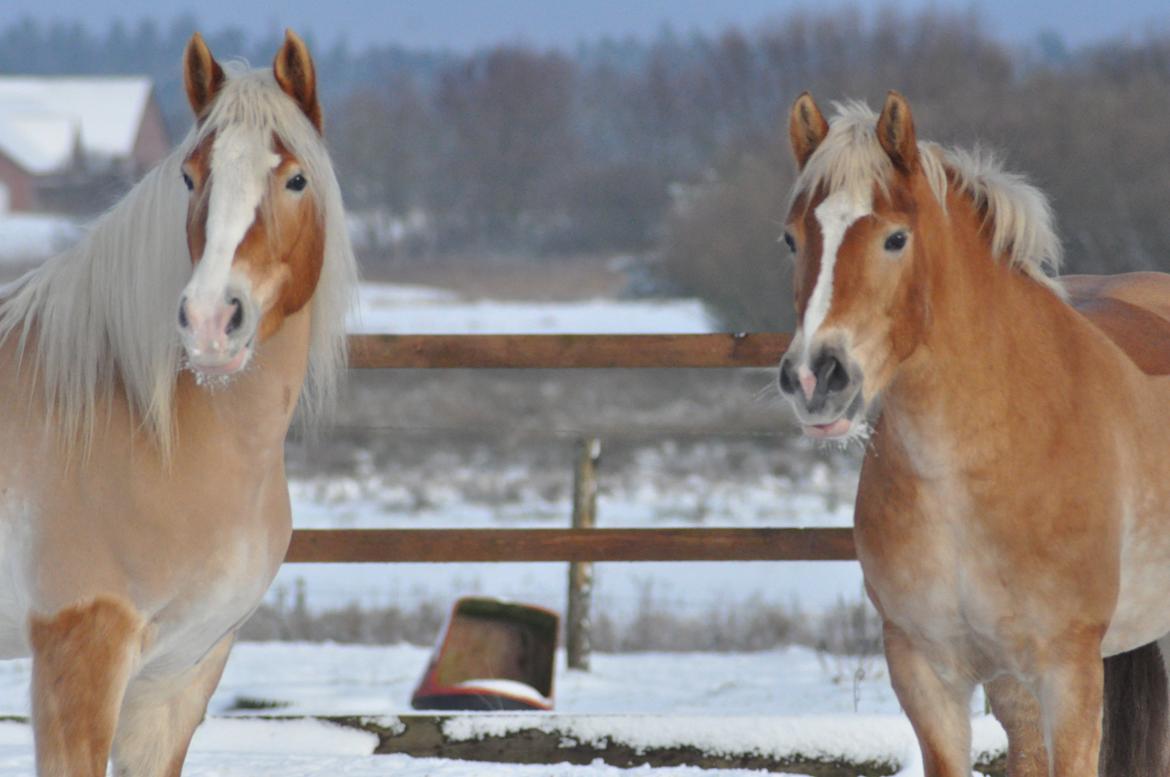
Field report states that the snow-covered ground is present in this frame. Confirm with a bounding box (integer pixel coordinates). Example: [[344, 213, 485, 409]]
[[0, 213, 79, 265], [0, 642, 1002, 776], [0, 643, 901, 719], [349, 281, 717, 334]]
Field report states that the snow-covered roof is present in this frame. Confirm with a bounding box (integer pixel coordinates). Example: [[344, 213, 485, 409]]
[[0, 111, 78, 175], [0, 76, 153, 174]]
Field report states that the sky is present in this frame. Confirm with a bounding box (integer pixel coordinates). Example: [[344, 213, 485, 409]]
[[3, 0, 1168, 52]]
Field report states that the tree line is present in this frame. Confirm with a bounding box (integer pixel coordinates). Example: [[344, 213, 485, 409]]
[[2, 10, 1170, 325]]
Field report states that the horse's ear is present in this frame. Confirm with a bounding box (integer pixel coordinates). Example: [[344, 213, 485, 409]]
[[876, 91, 918, 172], [184, 32, 225, 120], [789, 92, 828, 171], [273, 29, 323, 133]]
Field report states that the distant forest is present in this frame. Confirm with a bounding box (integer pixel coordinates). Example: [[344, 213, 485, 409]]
[[2, 9, 1170, 327]]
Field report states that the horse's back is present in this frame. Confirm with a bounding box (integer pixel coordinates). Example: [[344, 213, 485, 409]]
[[1066, 272, 1170, 376]]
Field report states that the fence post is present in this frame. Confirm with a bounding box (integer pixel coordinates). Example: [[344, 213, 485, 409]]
[[566, 436, 600, 671]]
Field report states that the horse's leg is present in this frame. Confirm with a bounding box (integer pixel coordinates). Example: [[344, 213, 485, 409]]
[[1036, 646, 1104, 777], [29, 596, 145, 777], [985, 675, 1047, 777], [111, 634, 235, 777], [883, 623, 973, 777]]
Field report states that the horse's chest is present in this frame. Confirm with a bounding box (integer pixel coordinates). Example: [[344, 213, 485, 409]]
[[144, 496, 291, 670], [856, 484, 1022, 668]]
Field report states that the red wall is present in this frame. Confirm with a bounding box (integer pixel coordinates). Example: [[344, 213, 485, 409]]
[[132, 90, 171, 173], [0, 151, 36, 211]]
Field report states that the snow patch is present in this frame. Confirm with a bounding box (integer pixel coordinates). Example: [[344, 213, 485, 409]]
[[190, 717, 378, 755], [441, 713, 908, 764], [454, 678, 550, 706], [350, 282, 716, 335], [0, 214, 80, 263]]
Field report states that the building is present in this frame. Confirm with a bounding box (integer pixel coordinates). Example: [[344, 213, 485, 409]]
[[0, 76, 169, 214]]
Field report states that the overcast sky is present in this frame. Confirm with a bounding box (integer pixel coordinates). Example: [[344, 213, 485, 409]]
[[4, 0, 1168, 51]]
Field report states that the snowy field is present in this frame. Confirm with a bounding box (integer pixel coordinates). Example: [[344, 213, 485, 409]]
[[276, 281, 864, 622], [0, 642, 1003, 776]]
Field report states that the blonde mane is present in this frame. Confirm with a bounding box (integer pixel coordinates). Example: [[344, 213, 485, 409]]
[[0, 66, 358, 457], [791, 101, 1065, 298]]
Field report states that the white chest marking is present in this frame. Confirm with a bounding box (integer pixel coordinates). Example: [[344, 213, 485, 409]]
[[184, 126, 279, 306], [801, 190, 872, 351]]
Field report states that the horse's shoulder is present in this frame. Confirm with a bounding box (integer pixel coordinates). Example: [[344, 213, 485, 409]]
[[1066, 272, 1170, 376]]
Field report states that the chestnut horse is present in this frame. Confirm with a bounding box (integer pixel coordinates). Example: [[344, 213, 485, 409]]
[[778, 92, 1170, 776], [0, 31, 356, 776]]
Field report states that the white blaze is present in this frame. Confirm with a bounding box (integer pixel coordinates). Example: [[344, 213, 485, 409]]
[[800, 189, 872, 352], [183, 125, 280, 307]]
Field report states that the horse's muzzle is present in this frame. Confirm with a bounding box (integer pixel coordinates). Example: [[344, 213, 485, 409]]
[[778, 345, 864, 438], [178, 287, 257, 379]]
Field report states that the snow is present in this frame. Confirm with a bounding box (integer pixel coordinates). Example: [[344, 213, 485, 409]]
[[0, 643, 911, 719], [0, 642, 1004, 776], [0, 76, 153, 168], [0, 112, 77, 175], [0, 213, 80, 263], [192, 717, 379, 755], [0, 717, 798, 777], [440, 713, 1005, 769], [350, 281, 716, 334], [454, 678, 551, 705]]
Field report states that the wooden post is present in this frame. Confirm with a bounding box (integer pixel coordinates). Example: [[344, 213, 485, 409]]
[[566, 437, 600, 671]]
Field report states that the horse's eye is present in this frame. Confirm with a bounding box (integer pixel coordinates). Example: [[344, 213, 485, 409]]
[[782, 232, 797, 253], [286, 173, 307, 192], [884, 231, 908, 252], [181, 172, 194, 191]]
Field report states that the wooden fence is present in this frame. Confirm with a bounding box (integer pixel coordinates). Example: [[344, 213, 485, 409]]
[[271, 333, 910, 775], [285, 333, 857, 565]]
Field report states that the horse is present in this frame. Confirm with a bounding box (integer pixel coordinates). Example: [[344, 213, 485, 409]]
[[776, 91, 1170, 776], [0, 30, 356, 776]]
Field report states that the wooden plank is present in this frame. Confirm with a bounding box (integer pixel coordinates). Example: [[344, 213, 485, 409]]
[[285, 527, 856, 563], [347, 333, 792, 369], [360, 714, 900, 776]]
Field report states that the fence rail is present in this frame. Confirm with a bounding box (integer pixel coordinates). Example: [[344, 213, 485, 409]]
[[347, 333, 791, 369], [284, 527, 856, 563]]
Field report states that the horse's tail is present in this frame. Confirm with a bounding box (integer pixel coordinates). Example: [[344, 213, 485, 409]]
[[1100, 642, 1167, 777]]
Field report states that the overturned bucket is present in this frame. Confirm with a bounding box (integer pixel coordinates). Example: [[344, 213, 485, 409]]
[[411, 596, 559, 711]]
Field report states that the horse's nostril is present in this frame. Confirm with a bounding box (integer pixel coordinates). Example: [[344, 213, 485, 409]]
[[225, 298, 244, 335], [813, 352, 851, 396], [824, 356, 850, 393], [178, 299, 189, 330], [778, 360, 797, 395]]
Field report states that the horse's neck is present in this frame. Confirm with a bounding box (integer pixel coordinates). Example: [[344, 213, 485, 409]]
[[875, 210, 1080, 475], [174, 305, 313, 461]]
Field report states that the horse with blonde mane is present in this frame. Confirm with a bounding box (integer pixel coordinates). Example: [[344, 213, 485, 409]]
[[0, 31, 356, 775], [777, 91, 1170, 776]]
